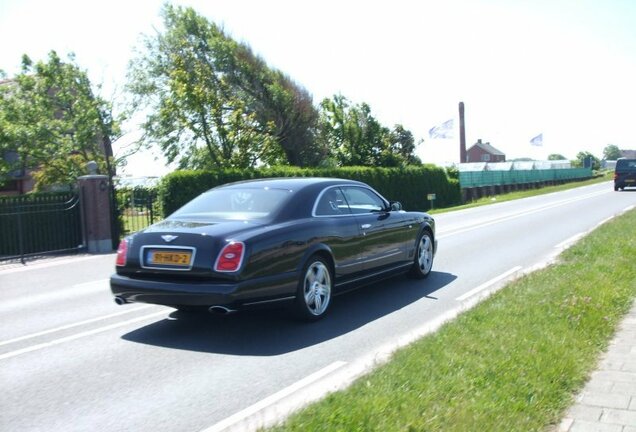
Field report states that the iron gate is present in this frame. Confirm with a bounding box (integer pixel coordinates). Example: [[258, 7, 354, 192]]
[[114, 182, 160, 237], [0, 192, 84, 262]]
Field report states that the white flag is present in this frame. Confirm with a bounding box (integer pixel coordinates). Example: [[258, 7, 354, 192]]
[[530, 133, 543, 146], [429, 119, 454, 139]]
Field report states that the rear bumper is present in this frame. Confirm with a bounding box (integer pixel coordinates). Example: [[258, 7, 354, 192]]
[[110, 272, 298, 310]]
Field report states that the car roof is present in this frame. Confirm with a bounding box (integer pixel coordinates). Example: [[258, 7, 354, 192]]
[[215, 177, 366, 191]]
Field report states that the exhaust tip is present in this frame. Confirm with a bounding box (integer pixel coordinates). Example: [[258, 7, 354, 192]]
[[114, 296, 128, 306], [208, 305, 235, 315]]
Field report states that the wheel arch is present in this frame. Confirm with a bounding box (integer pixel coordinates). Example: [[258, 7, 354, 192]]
[[412, 221, 436, 256], [298, 243, 335, 276]]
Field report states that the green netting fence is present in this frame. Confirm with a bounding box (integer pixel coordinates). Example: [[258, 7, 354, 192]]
[[459, 168, 592, 188]]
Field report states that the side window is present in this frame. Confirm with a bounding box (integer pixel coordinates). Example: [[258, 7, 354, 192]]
[[315, 187, 350, 216], [341, 187, 385, 214]]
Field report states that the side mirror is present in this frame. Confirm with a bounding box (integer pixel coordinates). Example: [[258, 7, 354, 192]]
[[390, 201, 402, 211]]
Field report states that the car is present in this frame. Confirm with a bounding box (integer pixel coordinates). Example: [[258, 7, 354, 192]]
[[110, 177, 437, 321], [614, 158, 636, 191]]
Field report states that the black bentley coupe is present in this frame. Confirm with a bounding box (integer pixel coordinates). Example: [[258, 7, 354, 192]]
[[110, 177, 436, 320]]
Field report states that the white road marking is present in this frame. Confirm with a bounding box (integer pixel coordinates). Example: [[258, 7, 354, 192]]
[[456, 266, 523, 301], [0, 279, 110, 311], [0, 310, 167, 361], [202, 361, 347, 432], [0, 254, 113, 274], [0, 305, 153, 347], [438, 189, 610, 239]]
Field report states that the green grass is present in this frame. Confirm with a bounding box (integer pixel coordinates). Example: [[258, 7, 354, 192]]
[[270, 209, 636, 432], [431, 172, 613, 214]]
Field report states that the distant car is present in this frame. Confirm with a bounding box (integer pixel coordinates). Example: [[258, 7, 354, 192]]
[[110, 177, 436, 321], [614, 158, 636, 191]]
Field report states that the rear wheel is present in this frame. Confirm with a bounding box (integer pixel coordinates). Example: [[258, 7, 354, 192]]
[[409, 231, 434, 279], [294, 256, 332, 321]]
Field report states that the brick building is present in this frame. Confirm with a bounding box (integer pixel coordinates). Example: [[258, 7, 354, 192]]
[[466, 139, 506, 163]]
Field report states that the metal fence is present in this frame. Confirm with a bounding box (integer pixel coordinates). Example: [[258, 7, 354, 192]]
[[115, 186, 160, 236], [0, 192, 84, 262]]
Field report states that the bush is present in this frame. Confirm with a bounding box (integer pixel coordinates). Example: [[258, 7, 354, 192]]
[[158, 166, 460, 217]]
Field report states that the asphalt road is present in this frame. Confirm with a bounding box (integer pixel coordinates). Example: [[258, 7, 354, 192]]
[[1, 181, 635, 432]]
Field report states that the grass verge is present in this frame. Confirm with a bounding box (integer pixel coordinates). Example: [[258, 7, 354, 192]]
[[270, 209, 636, 432], [431, 172, 613, 214]]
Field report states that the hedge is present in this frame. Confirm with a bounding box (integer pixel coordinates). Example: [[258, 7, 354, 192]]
[[158, 166, 460, 217]]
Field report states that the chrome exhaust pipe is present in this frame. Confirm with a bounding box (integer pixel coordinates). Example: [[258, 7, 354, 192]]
[[208, 305, 235, 315], [114, 296, 128, 306]]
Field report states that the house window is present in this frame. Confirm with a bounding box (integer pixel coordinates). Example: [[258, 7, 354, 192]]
[[481, 154, 491, 162]]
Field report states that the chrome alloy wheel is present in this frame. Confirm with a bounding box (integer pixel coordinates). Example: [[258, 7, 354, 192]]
[[417, 234, 433, 274], [303, 261, 331, 316]]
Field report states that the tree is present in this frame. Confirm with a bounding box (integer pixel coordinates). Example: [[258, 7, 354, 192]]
[[128, 4, 323, 169], [0, 51, 119, 190], [548, 153, 567, 160], [603, 144, 622, 160], [389, 124, 421, 165], [316, 95, 418, 167], [574, 151, 600, 170]]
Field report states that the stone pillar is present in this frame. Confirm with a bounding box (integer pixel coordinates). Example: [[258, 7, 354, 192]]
[[78, 174, 113, 253]]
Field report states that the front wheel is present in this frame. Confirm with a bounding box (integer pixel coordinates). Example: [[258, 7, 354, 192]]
[[294, 256, 332, 321], [409, 231, 434, 279]]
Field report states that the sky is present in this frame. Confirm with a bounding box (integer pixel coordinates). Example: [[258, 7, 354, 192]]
[[1, 0, 635, 177]]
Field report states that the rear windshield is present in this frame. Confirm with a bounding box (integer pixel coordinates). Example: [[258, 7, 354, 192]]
[[616, 159, 636, 171], [171, 187, 292, 220]]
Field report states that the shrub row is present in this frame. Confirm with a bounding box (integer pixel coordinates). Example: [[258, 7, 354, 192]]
[[158, 166, 460, 217]]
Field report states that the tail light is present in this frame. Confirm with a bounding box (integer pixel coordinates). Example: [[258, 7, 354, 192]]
[[214, 241, 245, 272], [116, 239, 128, 267]]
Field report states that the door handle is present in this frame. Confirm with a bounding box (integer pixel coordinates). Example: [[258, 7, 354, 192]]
[[361, 224, 372, 229]]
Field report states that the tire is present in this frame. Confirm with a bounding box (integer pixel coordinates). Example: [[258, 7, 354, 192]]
[[294, 256, 332, 321], [409, 230, 434, 279]]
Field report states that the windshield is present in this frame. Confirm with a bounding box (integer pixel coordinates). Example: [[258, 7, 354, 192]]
[[170, 187, 292, 220], [616, 159, 636, 171]]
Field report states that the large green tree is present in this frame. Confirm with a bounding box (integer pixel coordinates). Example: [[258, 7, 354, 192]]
[[603, 144, 622, 160], [128, 4, 323, 169], [317, 95, 419, 167], [574, 151, 600, 170], [0, 51, 119, 190]]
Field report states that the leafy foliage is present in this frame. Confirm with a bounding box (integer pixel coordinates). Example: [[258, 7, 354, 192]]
[[0, 51, 119, 190], [316, 95, 420, 167], [127, 4, 324, 170], [158, 166, 459, 217], [573, 151, 600, 170], [128, 5, 422, 171], [602, 144, 622, 160]]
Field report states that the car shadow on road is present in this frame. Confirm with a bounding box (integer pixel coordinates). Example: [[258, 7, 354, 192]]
[[121, 271, 457, 356]]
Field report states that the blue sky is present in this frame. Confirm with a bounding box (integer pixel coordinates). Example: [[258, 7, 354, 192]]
[[1, 0, 635, 175]]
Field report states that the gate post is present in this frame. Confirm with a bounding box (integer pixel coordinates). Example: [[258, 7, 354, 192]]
[[78, 169, 113, 253]]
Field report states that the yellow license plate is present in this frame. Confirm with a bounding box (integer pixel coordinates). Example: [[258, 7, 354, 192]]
[[150, 251, 192, 266]]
